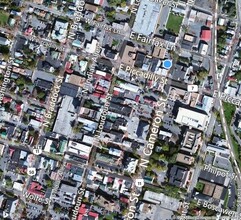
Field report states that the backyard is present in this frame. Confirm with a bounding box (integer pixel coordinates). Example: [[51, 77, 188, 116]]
[[0, 11, 9, 26], [166, 13, 183, 35]]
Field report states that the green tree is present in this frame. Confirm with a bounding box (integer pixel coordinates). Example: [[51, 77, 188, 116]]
[[73, 123, 84, 133], [5, 178, 13, 188], [106, 9, 116, 22], [16, 77, 25, 86], [37, 91, 46, 100], [197, 69, 209, 81], [0, 169, 3, 179], [162, 144, 169, 152], [46, 179, 53, 188], [0, 45, 9, 54]]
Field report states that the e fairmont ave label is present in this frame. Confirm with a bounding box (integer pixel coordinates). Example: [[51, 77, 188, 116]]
[[82, 43, 101, 94], [71, 188, 85, 220], [0, 57, 14, 105], [43, 76, 64, 127], [129, 31, 175, 50]]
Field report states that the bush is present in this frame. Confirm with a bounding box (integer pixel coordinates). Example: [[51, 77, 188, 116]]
[[0, 45, 9, 54]]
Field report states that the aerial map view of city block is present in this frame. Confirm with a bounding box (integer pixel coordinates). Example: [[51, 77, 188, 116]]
[[0, 0, 241, 219]]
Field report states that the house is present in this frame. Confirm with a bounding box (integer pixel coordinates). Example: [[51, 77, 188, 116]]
[[8, 148, 31, 171], [0, 36, 10, 46], [198, 180, 224, 199], [78, 117, 98, 133], [199, 42, 209, 55], [35, 78, 53, 90], [152, 46, 166, 59], [0, 196, 18, 219], [58, 183, 79, 205], [85, 3, 99, 12], [79, 107, 98, 119], [28, 181, 45, 197], [164, 33, 177, 43], [85, 39, 99, 54], [134, 52, 146, 68], [169, 165, 193, 189], [103, 49, 118, 60], [123, 156, 138, 173], [181, 34, 197, 50], [86, 0, 104, 5], [176, 153, 195, 165], [67, 74, 86, 87], [51, 19, 68, 43], [60, 82, 79, 97], [171, 63, 189, 81], [67, 140, 92, 159]]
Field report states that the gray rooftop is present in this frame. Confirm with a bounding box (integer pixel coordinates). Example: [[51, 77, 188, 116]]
[[132, 0, 161, 36], [53, 96, 76, 136]]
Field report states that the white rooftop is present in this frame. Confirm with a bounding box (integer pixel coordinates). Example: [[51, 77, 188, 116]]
[[175, 107, 208, 131]]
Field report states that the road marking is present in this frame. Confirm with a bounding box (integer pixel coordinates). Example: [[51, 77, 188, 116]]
[[234, 160, 238, 166]]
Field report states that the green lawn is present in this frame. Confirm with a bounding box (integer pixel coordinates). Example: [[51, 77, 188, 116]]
[[0, 11, 9, 26], [166, 13, 183, 34], [195, 181, 204, 192], [224, 190, 229, 208], [222, 102, 236, 125], [231, 134, 241, 165]]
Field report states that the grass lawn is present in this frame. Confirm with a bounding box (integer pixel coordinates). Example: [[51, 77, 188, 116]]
[[195, 181, 204, 192], [230, 134, 241, 165], [222, 102, 236, 125], [0, 11, 9, 26], [166, 13, 183, 34], [224, 190, 229, 208]]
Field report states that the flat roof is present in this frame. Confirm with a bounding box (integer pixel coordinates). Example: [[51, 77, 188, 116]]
[[175, 107, 208, 131], [53, 96, 76, 136], [132, 0, 161, 35]]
